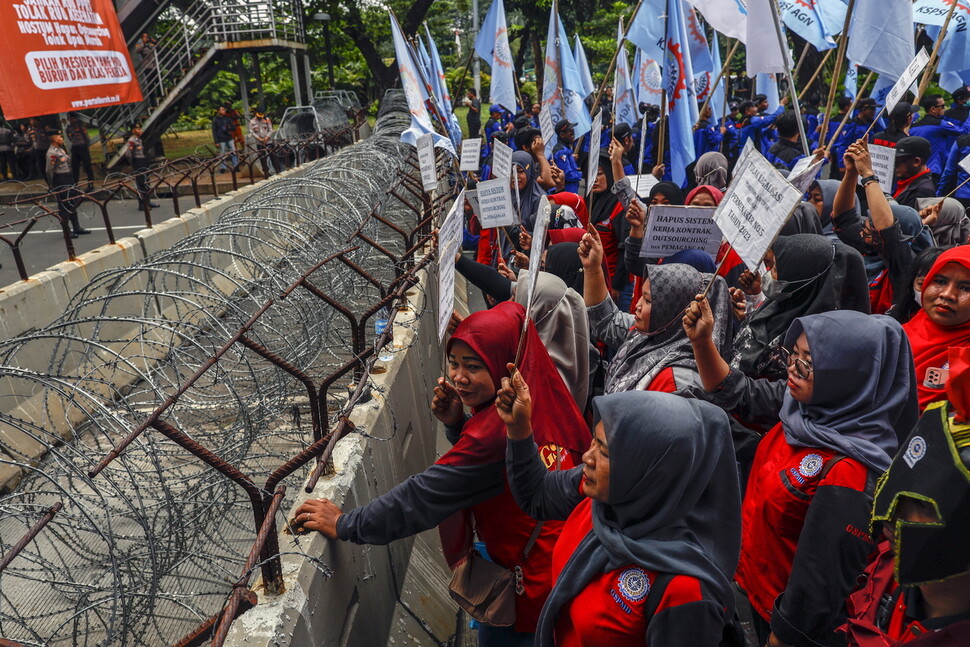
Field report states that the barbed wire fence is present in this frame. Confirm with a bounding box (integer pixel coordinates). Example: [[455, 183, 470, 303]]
[[0, 91, 459, 647]]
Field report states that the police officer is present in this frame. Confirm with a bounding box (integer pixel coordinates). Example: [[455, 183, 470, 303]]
[[249, 109, 277, 177], [126, 125, 158, 210], [28, 118, 50, 180], [552, 119, 582, 194], [46, 132, 89, 237], [65, 112, 95, 188], [13, 125, 30, 180], [0, 121, 13, 180]]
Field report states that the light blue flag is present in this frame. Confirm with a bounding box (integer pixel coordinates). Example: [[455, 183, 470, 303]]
[[938, 18, 970, 78], [424, 24, 463, 149], [629, 0, 665, 107], [541, 3, 592, 137], [779, 0, 839, 50], [757, 73, 780, 111], [685, 3, 714, 107], [615, 20, 639, 127], [541, 6, 564, 124], [388, 11, 454, 152], [710, 36, 725, 122], [844, 62, 858, 100], [555, 10, 593, 136], [574, 34, 595, 98], [871, 74, 895, 108], [474, 0, 499, 61], [628, 0, 667, 67], [665, 0, 698, 186], [489, 0, 518, 113], [847, 0, 913, 80]]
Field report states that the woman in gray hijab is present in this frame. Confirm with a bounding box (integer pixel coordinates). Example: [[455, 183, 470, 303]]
[[694, 151, 730, 190], [580, 221, 733, 393], [916, 196, 970, 247], [514, 270, 595, 410], [496, 386, 741, 647]]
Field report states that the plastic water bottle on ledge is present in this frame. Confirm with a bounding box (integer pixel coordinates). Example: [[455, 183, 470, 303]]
[[375, 309, 394, 362]]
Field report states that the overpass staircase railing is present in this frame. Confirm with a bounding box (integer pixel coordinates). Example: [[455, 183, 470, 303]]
[[91, 0, 306, 169]]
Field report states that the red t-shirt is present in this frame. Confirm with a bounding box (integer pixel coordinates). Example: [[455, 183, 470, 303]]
[[645, 367, 677, 393], [552, 498, 707, 646], [736, 423, 870, 621]]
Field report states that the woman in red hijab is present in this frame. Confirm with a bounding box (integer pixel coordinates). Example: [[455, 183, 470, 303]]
[[903, 245, 970, 410], [294, 302, 590, 644]]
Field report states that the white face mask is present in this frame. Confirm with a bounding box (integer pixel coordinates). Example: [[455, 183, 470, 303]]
[[914, 288, 922, 307]]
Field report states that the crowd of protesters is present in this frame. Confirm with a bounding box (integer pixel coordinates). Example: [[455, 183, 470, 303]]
[[293, 82, 970, 647]]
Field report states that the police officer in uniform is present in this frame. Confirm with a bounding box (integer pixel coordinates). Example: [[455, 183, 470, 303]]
[[65, 112, 95, 189], [0, 121, 14, 180], [28, 118, 50, 180], [249, 109, 277, 177], [126, 125, 158, 210], [46, 132, 89, 237]]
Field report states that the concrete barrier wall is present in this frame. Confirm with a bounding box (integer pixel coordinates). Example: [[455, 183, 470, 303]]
[[223, 273, 470, 647]]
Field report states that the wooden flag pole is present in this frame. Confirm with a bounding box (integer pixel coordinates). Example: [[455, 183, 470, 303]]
[[824, 70, 876, 149], [694, 39, 741, 129], [792, 41, 813, 79], [818, 0, 857, 146], [768, 0, 810, 157], [916, 0, 960, 101], [574, 0, 646, 154], [797, 47, 835, 100]]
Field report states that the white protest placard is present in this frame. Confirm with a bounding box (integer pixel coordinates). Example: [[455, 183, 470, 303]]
[[788, 156, 826, 194], [586, 110, 604, 196], [437, 190, 465, 342], [539, 106, 556, 155], [713, 148, 803, 271], [460, 138, 482, 172], [640, 206, 722, 258], [417, 133, 437, 193], [465, 189, 481, 218], [524, 196, 552, 314], [628, 174, 660, 196], [492, 139, 513, 179], [859, 144, 895, 190], [959, 151, 970, 176], [476, 177, 516, 228], [885, 49, 930, 115]]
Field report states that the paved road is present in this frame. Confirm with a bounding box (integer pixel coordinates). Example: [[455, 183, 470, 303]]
[[0, 197, 183, 288]]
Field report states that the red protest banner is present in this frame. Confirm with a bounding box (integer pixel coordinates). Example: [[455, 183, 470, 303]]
[[0, 0, 142, 119]]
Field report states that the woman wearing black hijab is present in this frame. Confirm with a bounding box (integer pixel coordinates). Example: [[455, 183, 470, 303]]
[[589, 150, 627, 288], [497, 385, 741, 647], [731, 234, 870, 381]]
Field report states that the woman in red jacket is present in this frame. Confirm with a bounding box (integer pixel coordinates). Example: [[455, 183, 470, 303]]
[[295, 302, 590, 645], [496, 382, 741, 647], [684, 304, 919, 647]]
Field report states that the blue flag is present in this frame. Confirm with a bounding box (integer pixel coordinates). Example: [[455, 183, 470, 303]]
[[474, 0, 517, 112], [424, 24, 463, 150], [629, 0, 665, 107], [779, 0, 842, 51], [388, 11, 454, 152], [847, 0, 913, 80], [685, 3, 715, 106], [757, 73, 780, 111], [665, 0, 698, 186], [574, 34, 595, 98], [710, 36, 725, 122], [474, 0, 499, 61], [615, 19, 639, 127], [541, 2, 592, 137], [844, 62, 858, 100]]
